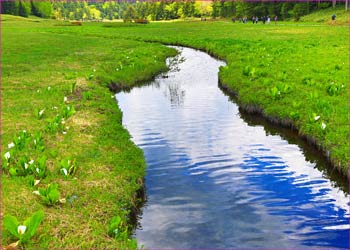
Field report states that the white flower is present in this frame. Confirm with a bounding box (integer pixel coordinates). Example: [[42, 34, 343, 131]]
[[61, 168, 68, 176], [47, 86, 51, 91], [39, 109, 45, 117], [23, 130, 27, 133], [59, 198, 66, 204], [36, 168, 40, 173], [4, 151, 10, 160], [29, 160, 34, 165], [62, 131, 67, 135], [321, 122, 326, 130], [33, 190, 40, 195], [17, 225, 26, 235], [8, 142, 15, 149], [34, 139, 37, 145], [24, 163, 28, 169], [65, 126, 70, 130], [314, 115, 320, 121], [111, 95, 114, 98], [53, 106, 58, 110], [64, 96, 68, 103], [34, 179, 40, 186]]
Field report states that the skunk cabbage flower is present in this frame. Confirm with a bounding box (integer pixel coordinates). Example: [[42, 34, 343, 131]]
[[39, 109, 45, 116], [61, 168, 68, 176], [17, 225, 26, 235], [4, 152, 10, 160]]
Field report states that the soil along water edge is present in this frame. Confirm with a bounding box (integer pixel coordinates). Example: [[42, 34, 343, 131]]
[[117, 47, 349, 248]]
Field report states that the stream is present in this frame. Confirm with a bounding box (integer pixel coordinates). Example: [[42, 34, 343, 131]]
[[116, 47, 349, 249]]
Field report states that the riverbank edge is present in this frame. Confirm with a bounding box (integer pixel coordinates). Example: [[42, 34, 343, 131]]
[[218, 80, 350, 181], [99, 48, 179, 235], [1, 22, 177, 247], [145, 42, 348, 181], [156, 42, 349, 181]]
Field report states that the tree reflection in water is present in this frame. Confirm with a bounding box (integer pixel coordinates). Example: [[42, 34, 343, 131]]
[[164, 83, 185, 107]]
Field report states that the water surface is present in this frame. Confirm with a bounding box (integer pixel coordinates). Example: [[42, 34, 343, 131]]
[[116, 47, 349, 249]]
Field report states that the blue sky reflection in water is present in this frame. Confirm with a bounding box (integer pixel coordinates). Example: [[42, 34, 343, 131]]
[[116, 47, 349, 249]]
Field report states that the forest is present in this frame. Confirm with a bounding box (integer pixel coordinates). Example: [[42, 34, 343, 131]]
[[1, 0, 348, 21]]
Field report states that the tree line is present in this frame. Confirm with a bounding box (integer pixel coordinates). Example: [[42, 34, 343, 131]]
[[1, 1, 348, 21]]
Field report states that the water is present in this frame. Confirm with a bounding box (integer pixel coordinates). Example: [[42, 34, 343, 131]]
[[116, 47, 349, 249]]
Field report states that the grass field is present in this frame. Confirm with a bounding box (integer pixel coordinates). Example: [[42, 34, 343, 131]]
[[1, 15, 176, 249], [300, 6, 349, 24], [1, 12, 349, 248], [45, 17, 349, 170]]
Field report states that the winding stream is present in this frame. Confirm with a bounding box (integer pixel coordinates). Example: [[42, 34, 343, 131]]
[[116, 47, 349, 249]]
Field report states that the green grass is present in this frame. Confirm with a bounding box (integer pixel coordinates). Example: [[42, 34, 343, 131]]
[[300, 6, 349, 24], [2, 11, 349, 248], [2, 14, 176, 249], [42, 18, 349, 173]]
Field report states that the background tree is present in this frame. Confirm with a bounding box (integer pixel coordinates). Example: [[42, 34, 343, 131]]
[[3, 0, 347, 22], [31, 1, 52, 18], [235, 1, 249, 18], [292, 3, 302, 21], [123, 4, 137, 22], [90, 5, 101, 20], [18, 0, 30, 17], [1, 1, 19, 15], [211, 0, 221, 18]]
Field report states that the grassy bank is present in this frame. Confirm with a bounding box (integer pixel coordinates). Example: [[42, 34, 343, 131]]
[[2, 12, 349, 248], [300, 6, 349, 24], [1, 15, 176, 248], [43, 19, 349, 176]]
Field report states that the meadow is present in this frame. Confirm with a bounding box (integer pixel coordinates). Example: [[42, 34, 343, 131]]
[[2, 15, 176, 249], [47, 17, 348, 172], [2, 13, 349, 248]]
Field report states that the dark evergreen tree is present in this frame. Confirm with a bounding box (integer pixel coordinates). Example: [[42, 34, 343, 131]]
[[1, 1, 18, 15], [31, 1, 52, 18], [18, 1, 29, 17], [292, 3, 302, 21], [211, 0, 221, 19]]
